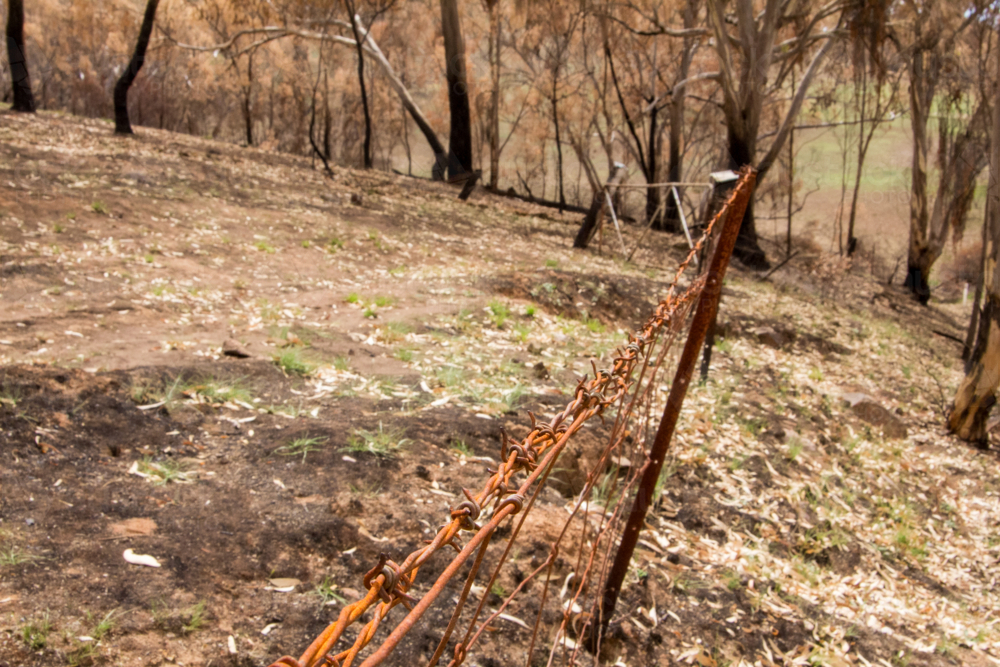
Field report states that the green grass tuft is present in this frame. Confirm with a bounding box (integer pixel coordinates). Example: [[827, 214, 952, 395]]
[[273, 348, 316, 376], [344, 422, 410, 459], [488, 299, 510, 328], [274, 435, 328, 462], [21, 613, 51, 650]]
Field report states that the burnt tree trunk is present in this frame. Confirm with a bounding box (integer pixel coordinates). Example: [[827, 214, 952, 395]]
[[949, 38, 1000, 446], [241, 52, 255, 146], [574, 166, 626, 249], [552, 74, 566, 210], [114, 0, 160, 134], [345, 3, 373, 169], [950, 295, 1000, 445], [726, 128, 767, 269], [903, 38, 940, 302], [440, 0, 472, 179], [646, 105, 662, 229], [486, 0, 500, 190], [6, 0, 35, 112]]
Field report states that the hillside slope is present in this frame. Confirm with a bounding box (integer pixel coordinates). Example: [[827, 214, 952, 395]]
[[0, 110, 998, 667]]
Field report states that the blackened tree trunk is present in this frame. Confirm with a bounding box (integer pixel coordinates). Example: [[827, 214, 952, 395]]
[[440, 0, 472, 179], [345, 3, 373, 169], [726, 126, 766, 268], [486, 0, 501, 191], [574, 165, 626, 249], [114, 0, 160, 134], [241, 52, 255, 146], [552, 73, 566, 210], [646, 106, 661, 228], [6, 0, 35, 112]]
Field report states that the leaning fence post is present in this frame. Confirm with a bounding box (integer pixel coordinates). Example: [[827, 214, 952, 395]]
[[588, 166, 756, 652]]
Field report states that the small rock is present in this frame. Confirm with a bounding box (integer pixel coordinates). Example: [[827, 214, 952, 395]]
[[532, 362, 549, 380], [527, 343, 543, 356], [841, 392, 908, 439], [350, 193, 364, 205], [222, 338, 251, 358]]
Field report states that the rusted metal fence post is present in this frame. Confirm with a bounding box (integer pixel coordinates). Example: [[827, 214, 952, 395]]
[[590, 166, 757, 650]]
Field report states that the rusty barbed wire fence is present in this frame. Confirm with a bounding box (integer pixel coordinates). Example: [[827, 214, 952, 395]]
[[267, 167, 757, 667]]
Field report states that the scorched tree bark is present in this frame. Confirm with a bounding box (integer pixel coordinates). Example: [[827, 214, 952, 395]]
[[114, 0, 161, 134], [5, 0, 35, 112]]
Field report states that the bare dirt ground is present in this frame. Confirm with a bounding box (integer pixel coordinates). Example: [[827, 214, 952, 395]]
[[1, 110, 998, 667]]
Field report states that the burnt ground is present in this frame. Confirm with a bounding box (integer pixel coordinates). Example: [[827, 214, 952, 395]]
[[1, 109, 999, 667]]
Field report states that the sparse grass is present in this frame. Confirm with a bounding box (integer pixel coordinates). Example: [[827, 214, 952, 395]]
[[500, 384, 527, 411], [714, 337, 733, 354], [584, 317, 605, 334], [488, 299, 510, 328], [591, 470, 621, 509], [301, 239, 311, 248], [0, 383, 22, 407], [372, 295, 396, 308], [436, 366, 465, 388], [786, 438, 804, 461], [67, 642, 97, 667], [511, 322, 531, 343], [332, 355, 350, 371], [349, 481, 383, 497], [313, 577, 347, 606], [328, 237, 344, 252], [672, 574, 707, 595], [53, 222, 65, 234], [808, 367, 824, 382], [723, 570, 742, 591], [344, 422, 410, 459], [258, 298, 282, 323], [345, 292, 360, 304], [187, 377, 252, 404], [89, 609, 118, 641], [182, 601, 207, 634], [363, 306, 377, 319], [273, 348, 316, 376], [138, 457, 191, 485], [935, 634, 957, 657], [0, 545, 40, 566], [524, 304, 537, 317], [380, 321, 413, 343], [653, 457, 680, 500], [21, 613, 51, 650], [130, 374, 186, 410], [394, 347, 414, 362], [91, 200, 108, 215], [545, 258, 559, 269], [274, 435, 328, 462], [254, 240, 276, 254], [738, 415, 767, 438], [490, 582, 507, 597], [450, 439, 473, 456]]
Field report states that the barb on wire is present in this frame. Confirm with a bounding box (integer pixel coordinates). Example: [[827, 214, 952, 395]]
[[266, 169, 755, 667]]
